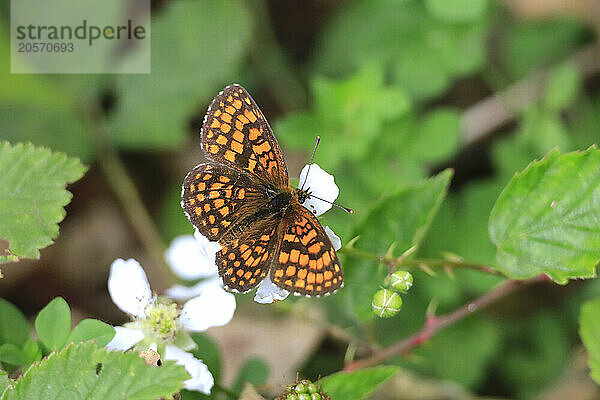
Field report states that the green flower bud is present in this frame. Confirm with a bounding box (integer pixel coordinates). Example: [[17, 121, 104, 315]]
[[298, 394, 311, 400], [295, 382, 308, 394], [306, 383, 318, 394], [286, 394, 300, 400], [311, 393, 322, 400], [385, 270, 413, 292], [372, 289, 402, 318]]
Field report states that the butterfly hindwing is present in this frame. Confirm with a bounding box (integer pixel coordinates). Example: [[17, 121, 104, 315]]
[[216, 217, 280, 293], [201, 84, 288, 187], [271, 205, 343, 296]]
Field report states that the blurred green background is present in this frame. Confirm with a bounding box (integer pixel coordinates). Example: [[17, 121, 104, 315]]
[[2, 0, 600, 398]]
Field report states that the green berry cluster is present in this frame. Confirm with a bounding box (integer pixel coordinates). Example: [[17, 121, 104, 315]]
[[275, 379, 330, 400], [372, 271, 413, 318]]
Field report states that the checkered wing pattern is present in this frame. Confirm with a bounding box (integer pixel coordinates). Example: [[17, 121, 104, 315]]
[[271, 206, 343, 296], [182, 163, 266, 241], [216, 217, 280, 292], [201, 84, 288, 187]]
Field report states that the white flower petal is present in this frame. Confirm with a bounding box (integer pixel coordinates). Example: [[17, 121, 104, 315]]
[[324, 226, 342, 251], [105, 326, 144, 351], [165, 345, 214, 394], [254, 274, 290, 304], [299, 163, 339, 216], [108, 258, 152, 318], [165, 234, 220, 281], [179, 285, 236, 332], [165, 277, 222, 301]]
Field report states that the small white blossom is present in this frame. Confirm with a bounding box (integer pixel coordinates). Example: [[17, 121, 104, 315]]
[[254, 274, 290, 304], [106, 257, 235, 394], [299, 163, 340, 217]]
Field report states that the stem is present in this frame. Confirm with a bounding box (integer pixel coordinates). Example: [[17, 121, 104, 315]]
[[98, 147, 175, 289], [340, 246, 499, 275], [213, 382, 239, 399], [343, 274, 549, 371]]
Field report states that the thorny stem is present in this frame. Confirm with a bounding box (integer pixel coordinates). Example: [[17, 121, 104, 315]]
[[343, 274, 550, 371], [339, 246, 500, 275]]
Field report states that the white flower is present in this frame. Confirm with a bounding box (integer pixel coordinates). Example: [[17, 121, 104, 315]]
[[106, 258, 235, 394], [165, 233, 221, 281], [254, 274, 290, 304], [299, 163, 340, 217]]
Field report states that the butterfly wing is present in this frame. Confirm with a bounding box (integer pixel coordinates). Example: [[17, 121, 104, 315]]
[[182, 163, 267, 241], [201, 84, 288, 188], [271, 205, 343, 296], [216, 217, 280, 293]]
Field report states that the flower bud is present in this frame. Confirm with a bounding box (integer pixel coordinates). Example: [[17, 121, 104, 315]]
[[306, 382, 318, 394], [385, 270, 413, 293], [372, 289, 402, 318]]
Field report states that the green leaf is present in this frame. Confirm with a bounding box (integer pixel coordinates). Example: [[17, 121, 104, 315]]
[[21, 340, 42, 368], [109, 0, 252, 149], [0, 299, 30, 347], [413, 108, 461, 163], [425, 0, 490, 22], [34, 297, 71, 352], [0, 142, 86, 262], [501, 19, 586, 80], [0, 30, 96, 161], [579, 297, 600, 384], [344, 170, 453, 320], [314, 0, 489, 99], [0, 372, 12, 396], [0, 344, 25, 367], [67, 319, 115, 348], [489, 148, 600, 283], [319, 366, 398, 400], [544, 62, 581, 111], [0, 341, 188, 400], [232, 357, 269, 396]]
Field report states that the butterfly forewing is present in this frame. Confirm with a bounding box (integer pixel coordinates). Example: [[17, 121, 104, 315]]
[[271, 205, 343, 296], [201, 84, 288, 187], [182, 163, 266, 241]]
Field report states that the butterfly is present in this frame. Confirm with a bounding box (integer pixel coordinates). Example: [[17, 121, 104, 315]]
[[181, 84, 345, 297]]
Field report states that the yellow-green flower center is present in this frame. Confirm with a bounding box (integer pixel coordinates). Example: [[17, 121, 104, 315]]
[[143, 297, 180, 341]]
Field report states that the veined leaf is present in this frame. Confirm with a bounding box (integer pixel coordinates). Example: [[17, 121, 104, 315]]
[[1, 341, 188, 400], [489, 148, 600, 283], [0, 142, 86, 262], [319, 366, 398, 400]]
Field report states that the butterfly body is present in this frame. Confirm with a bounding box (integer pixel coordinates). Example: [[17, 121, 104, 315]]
[[182, 84, 343, 297]]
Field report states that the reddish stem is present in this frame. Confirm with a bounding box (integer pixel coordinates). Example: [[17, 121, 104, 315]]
[[344, 275, 546, 372]]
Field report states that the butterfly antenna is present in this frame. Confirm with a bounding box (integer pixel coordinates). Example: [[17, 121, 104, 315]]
[[308, 193, 354, 214], [300, 136, 321, 191]]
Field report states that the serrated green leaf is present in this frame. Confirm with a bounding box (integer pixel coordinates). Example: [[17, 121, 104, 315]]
[[34, 297, 71, 352], [232, 357, 269, 396], [0, 341, 188, 400], [0, 142, 86, 262], [0, 372, 12, 396], [0, 299, 30, 347], [67, 319, 115, 348], [544, 62, 581, 111], [318, 366, 398, 400], [109, 0, 252, 149], [425, 0, 490, 22], [580, 297, 600, 384], [344, 170, 453, 321], [489, 148, 600, 283]]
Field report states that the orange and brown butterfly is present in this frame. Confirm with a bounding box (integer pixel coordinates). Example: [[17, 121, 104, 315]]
[[181, 84, 350, 297]]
